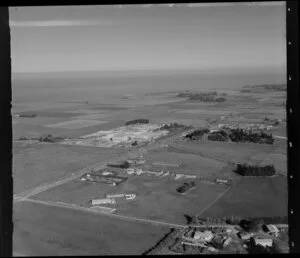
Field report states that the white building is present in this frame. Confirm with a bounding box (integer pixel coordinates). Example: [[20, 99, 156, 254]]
[[126, 168, 135, 174], [106, 194, 125, 198], [175, 174, 184, 180], [223, 237, 232, 247], [125, 194, 136, 200], [193, 230, 214, 242], [265, 224, 280, 237], [254, 238, 273, 247], [90, 198, 116, 205], [216, 179, 228, 184]]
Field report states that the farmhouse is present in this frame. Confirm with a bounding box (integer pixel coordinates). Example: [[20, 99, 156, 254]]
[[239, 232, 254, 240], [223, 237, 232, 247], [253, 238, 273, 247], [193, 230, 214, 242], [216, 179, 228, 184], [264, 224, 280, 237]]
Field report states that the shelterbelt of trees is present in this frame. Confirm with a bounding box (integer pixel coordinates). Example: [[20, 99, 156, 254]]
[[125, 118, 149, 126], [154, 123, 192, 132], [177, 91, 226, 102], [208, 129, 274, 144], [235, 163, 276, 176], [243, 84, 286, 91], [177, 181, 196, 194], [185, 128, 274, 144]]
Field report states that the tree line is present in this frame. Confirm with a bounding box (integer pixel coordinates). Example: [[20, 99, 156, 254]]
[[125, 118, 149, 126], [235, 163, 276, 176]]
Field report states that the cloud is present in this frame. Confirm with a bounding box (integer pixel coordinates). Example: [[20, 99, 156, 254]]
[[245, 1, 285, 6], [186, 1, 285, 7], [186, 3, 236, 7], [9, 19, 112, 27]]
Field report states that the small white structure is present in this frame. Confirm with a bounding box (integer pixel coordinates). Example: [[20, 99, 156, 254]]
[[207, 247, 217, 252], [239, 232, 253, 240], [136, 168, 144, 175], [125, 194, 136, 200], [102, 171, 113, 176], [161, 171, 170, 177], [175, 174, 184, 180], [184, 175, 196, 179], [126, 168, 135, 174], [193, 230, 214, 242], [223, 237, 232, 247], [106, 194, 125, 198], [216, 179, 228, 184], [265, 224, 280, 237], [254, 238, 273, 247], [90, 198, 116, 205]]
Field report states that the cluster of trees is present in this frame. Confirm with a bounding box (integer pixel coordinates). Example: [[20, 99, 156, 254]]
[[177, 91, 226, 102], [264, 117, 280, 126], [125, 118, 149, 126], [229, 128, 274, 144], [235, 163, 276, 176], [185, 128, 209, 140], [107, 161, 131, 169], [244, 84, 286, 91], [177, 181, 195, 194], [224, 216, 287, 226], [155, 123, 191, 132], [19, 113, 37, 118], [38, 134, 64, 143], [207, 130, 228, 142]]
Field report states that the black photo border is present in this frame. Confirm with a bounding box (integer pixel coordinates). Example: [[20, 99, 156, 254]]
[[0, 0, 299, 256]]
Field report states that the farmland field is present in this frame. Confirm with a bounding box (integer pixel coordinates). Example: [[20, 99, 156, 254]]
[[13, 142, 126, 194], [14, 201, 169, 256], [32, 175, 229, 225], [201, 176, 288, 218]]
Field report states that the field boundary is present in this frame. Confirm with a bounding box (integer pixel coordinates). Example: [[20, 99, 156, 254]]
[[21, 198, 187, 229]]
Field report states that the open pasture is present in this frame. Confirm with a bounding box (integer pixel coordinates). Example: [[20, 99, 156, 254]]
[[170, 139, 274, 164], [14, 201, 169, 256], [13, 142, 126, 194], [45, 119, 108, 129], [32, 174, 228, 225], [143, 150, 226, 176], [116, 176, 228, 224], [201, 176, 287, 218]]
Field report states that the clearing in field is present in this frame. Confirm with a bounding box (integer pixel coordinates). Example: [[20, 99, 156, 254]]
[[61, 123, 169, 148], [13, 142, 126, 194], [14, 201, 169, 256], [45, 119, 108, 129], [32, 175, 229, 225], [201, 176, 287, 218]]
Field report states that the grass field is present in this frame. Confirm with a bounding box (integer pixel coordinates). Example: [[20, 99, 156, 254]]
[[171, 139, 275, 164], [201, 176, 287, 218], [32, 174, 228, 225], [14, 201, 169, 256], [142, 150, 226, 176], [13, 142, 126, 194], [45, 119, 108, 129]]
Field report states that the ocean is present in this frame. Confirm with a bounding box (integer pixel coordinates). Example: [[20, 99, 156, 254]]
[[12, 69, 286, 112]]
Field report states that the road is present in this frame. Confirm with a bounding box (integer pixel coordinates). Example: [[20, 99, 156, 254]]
[[23, 198, 187, 229], [273, 135, 287, 140]]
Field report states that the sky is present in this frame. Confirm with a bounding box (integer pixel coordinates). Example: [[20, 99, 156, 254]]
[[9, 2, 286, 73]]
